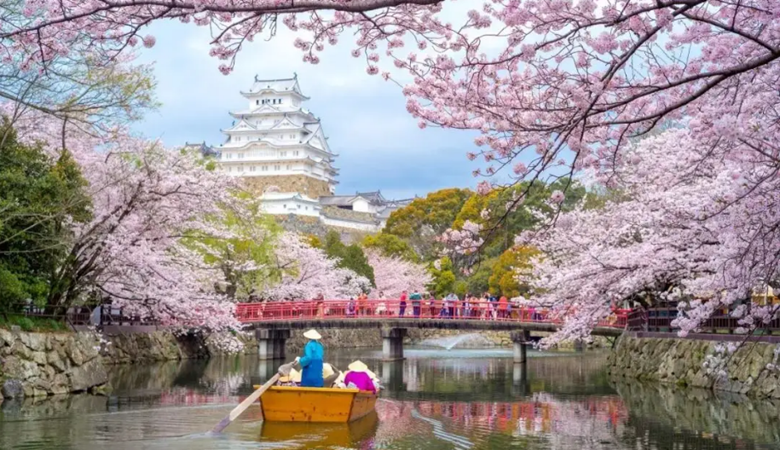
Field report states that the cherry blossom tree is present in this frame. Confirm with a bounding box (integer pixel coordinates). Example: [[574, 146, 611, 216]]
[[518, 129, 780, 344], [3, 1, 779, 189], [366, 250, 431, 298], [263, 232, 370, 300], [5, 0, 780, 338], [7, 105, 240, 331]]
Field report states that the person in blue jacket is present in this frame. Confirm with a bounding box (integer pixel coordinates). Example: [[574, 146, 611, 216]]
[[296, 329, 324, 387]]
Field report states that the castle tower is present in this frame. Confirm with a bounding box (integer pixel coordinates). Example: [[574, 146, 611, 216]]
[[218, 74, 339, 203]]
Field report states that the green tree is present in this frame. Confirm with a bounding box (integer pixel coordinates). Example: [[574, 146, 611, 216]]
[[463, 257, 497, 295], [428, 256, 456, 298], [323, 231, 375, 287], [384, 188, 472, 260], [361, 232, 419, 262], [0, 120, 91, 308], [488, 246, 538, 298], [182, 193, 281, 300]]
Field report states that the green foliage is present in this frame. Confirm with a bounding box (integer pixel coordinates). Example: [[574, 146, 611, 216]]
[[0, 119, 92, 309], [464, 258, 497, 296], [361, 232, 419, 262], [323, 231, 375, 286], [0, 315, 69, 332], [427, 256, 456, 298], [488, 246, 538, 298], [384, 188, 472, 260], [182, 194, 281, 300]]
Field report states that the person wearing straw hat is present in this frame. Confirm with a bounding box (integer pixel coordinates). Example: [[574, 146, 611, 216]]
[[343, 360, 377, 393], [296, 329, 325, 387]]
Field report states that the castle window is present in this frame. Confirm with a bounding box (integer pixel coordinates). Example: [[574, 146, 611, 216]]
[[237, 166, 243, 172], [228, 167, 232, 172], [286, 165, 291, 170], [274, 165, 280, 171], [294, 151, 299, 156], [238, 153, 244, 159], [278, 98, 282, 104], [256, 100, 259, 105], [250, 166, 256, 172], [262, 165, 268, 171]]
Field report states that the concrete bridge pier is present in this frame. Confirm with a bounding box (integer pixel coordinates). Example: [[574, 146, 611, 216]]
[[256, 329, 290, 360], [511, 330, 531, 364], [381, 327, 407, 361]]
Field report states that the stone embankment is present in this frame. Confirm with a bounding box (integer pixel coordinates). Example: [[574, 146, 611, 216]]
[[609, 336, 780, 398], [1, 328, 214, 400], [0, 328, 108, 399]]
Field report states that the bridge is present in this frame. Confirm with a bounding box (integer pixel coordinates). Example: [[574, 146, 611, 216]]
[[235, 300, 628, 362]]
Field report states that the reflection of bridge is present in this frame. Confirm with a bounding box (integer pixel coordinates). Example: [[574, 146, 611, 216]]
[[236, 300, 628, 361]]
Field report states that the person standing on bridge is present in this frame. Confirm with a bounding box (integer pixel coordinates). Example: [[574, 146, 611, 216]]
[[296, 329, 325, 388], [399, 290, 408, 317], [410, 290, 422, 318]]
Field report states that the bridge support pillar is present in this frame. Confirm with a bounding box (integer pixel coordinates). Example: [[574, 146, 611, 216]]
[[511, 330, 531, 364], [256, 329, 290, 360], [381, 328, 407, 361]]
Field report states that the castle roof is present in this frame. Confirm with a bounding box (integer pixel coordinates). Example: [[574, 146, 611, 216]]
[[241, 74, 309, 100]]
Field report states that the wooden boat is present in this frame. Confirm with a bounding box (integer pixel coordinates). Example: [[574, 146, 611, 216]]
[[260, 411, 379, 446], [254, 385, 378, 423]]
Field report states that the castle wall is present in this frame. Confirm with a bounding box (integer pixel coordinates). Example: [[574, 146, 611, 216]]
[[242, 175, 332, 199]]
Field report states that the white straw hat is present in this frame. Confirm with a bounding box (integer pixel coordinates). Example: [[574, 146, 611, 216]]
[[347, 360, 369, 372], [303, 329, 322, 340]]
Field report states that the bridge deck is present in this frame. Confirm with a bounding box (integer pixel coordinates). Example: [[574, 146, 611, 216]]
[[236, 300, 626, 337]]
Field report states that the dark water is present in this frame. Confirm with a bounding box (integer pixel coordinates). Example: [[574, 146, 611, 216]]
[[1, 347, 780, 450]]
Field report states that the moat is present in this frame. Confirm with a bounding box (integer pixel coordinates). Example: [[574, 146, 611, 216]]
[[2, 348, 779, 449]]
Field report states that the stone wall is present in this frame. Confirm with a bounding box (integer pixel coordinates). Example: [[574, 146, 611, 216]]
[[609, 335, 780, 398], [102, 330, 209, 364], [321, 206, 377, 224], [242, 175, 332, 199], [0, 328, 108, 398], [0, 328, 216, 399], [286, 328, 384, 354]]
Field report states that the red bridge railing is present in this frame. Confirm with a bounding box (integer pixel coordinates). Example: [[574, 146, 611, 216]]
[[235, 300, 630, 329]]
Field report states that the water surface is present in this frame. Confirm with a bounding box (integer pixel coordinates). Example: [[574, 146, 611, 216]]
[[1, 347, 779, 449]]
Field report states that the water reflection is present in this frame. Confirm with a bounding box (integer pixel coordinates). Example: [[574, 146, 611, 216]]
[[0, 349, 778, 449]]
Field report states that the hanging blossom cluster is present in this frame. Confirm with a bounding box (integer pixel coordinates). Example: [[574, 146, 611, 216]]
[[263, 232, 370, 300], [518, 128, 780, 344], [4, 0, 780, 193], [366, 250, 431, 298], [6, 105, 241, 332], [437, 220, 484, 255]]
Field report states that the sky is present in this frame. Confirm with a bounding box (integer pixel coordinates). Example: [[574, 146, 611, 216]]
[[132, 19, 485, 200]]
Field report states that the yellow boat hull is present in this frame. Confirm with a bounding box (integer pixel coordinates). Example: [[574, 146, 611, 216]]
[[255, 385, 378, 423], [260, 411, 379, 445]]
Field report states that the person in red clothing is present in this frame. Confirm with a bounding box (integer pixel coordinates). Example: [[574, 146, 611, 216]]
[[399, 290, 408, 317], [498, 295, 509, 319]]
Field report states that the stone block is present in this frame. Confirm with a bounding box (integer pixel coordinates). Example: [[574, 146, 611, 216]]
[[1, 379, 24, 399], [47, 351, 69, 373], [67, 359, 108, 392], [19, 333, 47, 352]]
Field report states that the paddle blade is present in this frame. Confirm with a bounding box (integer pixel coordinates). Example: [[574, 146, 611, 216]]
[[212, 373, 279, 433]]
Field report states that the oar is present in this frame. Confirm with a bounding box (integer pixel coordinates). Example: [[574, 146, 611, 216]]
[[211, 360, 296, 433]]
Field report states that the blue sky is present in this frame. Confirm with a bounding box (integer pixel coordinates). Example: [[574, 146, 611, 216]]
[[132, 20, 485, 200]]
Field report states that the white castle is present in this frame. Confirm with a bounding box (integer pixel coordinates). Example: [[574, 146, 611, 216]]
[[188, 74, 412, 232]]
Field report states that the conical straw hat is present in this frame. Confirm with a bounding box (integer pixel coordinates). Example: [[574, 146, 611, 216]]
[[303, 329, 322, 340], [347, 360, 369, 372]]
